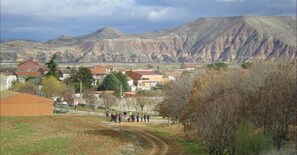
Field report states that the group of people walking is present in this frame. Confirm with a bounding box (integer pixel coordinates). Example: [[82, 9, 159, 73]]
[[107, 111, 150, 123]]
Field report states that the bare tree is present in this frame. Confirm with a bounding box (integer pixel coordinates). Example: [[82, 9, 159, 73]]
[[253, 63, 297, 148], [59, 84, 75, 105], [101, 93, 116, 111], [83, 88, 97, 112], [136, 95, 149, 112], [188, 70, 244, 155], [156, 72, 198, 125]]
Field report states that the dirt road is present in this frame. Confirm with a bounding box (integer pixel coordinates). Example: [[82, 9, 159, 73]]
[[65, 111, 184, 154], [104, 121, 184, 155]]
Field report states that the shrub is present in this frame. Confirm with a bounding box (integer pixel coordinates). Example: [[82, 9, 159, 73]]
[[207, 62, 228, 70], [235, 120, 272, 155], [241, 61, 253, 69]]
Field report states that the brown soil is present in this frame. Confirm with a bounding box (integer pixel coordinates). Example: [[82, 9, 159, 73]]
[[105, 122, 184, 155]]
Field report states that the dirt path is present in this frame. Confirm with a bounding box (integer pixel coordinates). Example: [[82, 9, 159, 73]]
[[105, 122, 184, 155], [63, 111, 184, 154]]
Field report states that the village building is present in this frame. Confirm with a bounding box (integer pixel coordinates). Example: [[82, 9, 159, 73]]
[[0, 90, 53, 116], [15, 60, 47, 82], [125, 70, 163, 90], [0, 74, 17, 91], [90, 65, 114, 85], [162, 71, 183, 81]]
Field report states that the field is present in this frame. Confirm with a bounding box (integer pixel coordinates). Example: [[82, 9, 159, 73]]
[[0, 115, 130, 155], [0, 114, 206, 155]]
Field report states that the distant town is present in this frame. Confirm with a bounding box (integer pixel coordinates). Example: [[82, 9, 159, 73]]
[[0, 54, 200, 116]]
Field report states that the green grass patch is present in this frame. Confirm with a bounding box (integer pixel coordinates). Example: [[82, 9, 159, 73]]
[[147, 123, 207, 154], [0, 115, 125, 155], [2, 136, 71, 155], [181, 140, 207, 155]]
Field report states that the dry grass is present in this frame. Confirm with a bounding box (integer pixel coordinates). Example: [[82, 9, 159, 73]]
[[0, 116, 129, 155]]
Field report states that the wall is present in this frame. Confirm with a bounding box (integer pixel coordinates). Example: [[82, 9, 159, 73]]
[[0, 102, 53, 116]]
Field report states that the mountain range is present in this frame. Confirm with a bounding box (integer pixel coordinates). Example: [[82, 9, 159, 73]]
[[1, 16, 296, 63]]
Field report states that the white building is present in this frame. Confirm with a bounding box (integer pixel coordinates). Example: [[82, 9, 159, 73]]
[[0, 75, 17, 91]]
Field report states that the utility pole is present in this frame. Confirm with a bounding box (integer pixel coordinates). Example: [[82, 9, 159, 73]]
[[80, 80, 83, 104], [120, 84, 122, 98]]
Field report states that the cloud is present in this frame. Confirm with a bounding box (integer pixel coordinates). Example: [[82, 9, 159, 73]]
[[1, 0, 296, 41], [148, 7, 188, 22], [10, 26, 56, 33], [1, 0, 151, 22]]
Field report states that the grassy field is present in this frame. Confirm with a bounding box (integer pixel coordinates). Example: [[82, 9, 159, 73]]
[[0, 115, 206, 155], [147, 123, 207, 155], [0, 116, 129, 155]]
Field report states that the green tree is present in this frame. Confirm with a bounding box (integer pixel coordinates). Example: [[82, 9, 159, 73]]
[[97, 73, 120, 91], [41, 75, 64, 98], [98, 71, 131, 94], [45, 53, 58, 79], [65, 66, 94, 93], [77, 67, 93, 89], [207, 62, 228, 70], [241, 61, 253, 69], [113, 71, 131, 92]]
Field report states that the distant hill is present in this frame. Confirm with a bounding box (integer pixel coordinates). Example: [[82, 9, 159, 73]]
[[1, 16, 296, 63]]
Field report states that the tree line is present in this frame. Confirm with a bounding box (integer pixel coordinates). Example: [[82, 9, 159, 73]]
[[157, 62, 297, 155]]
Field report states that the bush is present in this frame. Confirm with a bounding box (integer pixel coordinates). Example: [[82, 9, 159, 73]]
[[235, 120, 272, 155], [241, 61, 253, 69], [207, 62, 228, 70]]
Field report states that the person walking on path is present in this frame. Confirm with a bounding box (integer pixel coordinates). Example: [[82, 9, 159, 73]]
[[140, 113, 143, 122], [118, 113, 122, 123], [136, 113, 139, 122], [147, 113, 150, 122], [144, 114, 147, 122]]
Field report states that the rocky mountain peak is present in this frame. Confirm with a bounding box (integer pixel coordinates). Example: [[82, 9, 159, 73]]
[[1, 16, 296, 63], [80, 26, 126, 40]]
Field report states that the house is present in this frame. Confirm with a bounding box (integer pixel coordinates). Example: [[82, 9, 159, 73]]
[[125, 70, 163, 90], [163, 71, 182, 81], [0, 74, 17, 91], [180, 63, 196, 70], [90, 65, 114, 85], [0, 90, 53, 116], [15, 60, 45, 82], [127, 77, 136, 91]]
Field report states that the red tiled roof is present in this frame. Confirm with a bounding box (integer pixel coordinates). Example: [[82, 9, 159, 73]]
[[90, 67, 108, 75], [91, 65, 114, 75], [15, 71, 42, 76], [18, 60, 41, 66]]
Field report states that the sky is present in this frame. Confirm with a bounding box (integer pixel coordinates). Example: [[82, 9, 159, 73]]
[[1, 0, 296, 41]]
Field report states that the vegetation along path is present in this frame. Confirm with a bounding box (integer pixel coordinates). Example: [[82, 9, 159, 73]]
[[106, 122, 184, 155], [0, 114, 185, 155]]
